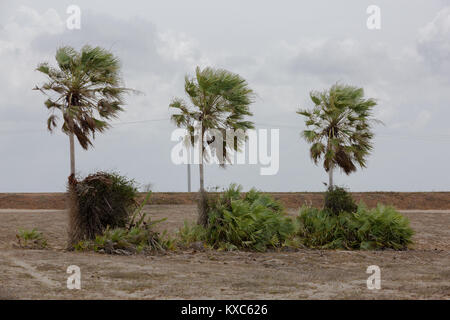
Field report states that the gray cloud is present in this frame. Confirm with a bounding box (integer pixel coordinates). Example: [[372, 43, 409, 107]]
[[417, 7, 450, 74], [0, 2, 449, 192]]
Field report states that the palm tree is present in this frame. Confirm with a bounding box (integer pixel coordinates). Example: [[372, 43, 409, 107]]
[[297, 83, 379, 188], [170, 66, 254, 225], [34, 45, 132, 178]]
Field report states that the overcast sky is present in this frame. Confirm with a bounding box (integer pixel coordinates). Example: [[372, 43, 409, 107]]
[[0, 0, 449, 192]]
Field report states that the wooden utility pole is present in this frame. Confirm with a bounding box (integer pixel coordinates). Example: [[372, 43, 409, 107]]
[[187, 163, 191, 192], [187, 145, 192, 192]]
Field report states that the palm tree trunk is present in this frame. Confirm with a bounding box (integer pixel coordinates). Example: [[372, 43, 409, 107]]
[[199, 162, 204, 192], [328, 166, 334, 189], [67, 132, 78, 249], [197, 126, 209, 227], [198, 126, 205, 193], [69, 132, 76, 176], [326, 136, 334, 189], [187, 146, 191, 192], [187, 163, 191, 192], [197, 128, 208, 226], [197, 161, 209, 226]]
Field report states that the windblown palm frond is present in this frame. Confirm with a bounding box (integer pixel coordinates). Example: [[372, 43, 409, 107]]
[[170, 66, 255, 166], [298, 83, 380, 178], [35, 45, 134, 149]]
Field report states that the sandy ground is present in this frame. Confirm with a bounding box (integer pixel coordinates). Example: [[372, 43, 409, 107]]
[[0, 205, 449, 299]]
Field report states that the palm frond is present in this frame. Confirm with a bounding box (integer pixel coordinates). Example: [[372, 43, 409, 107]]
[[299, 83, 379, 176], [35, 46, 133, 150], [170, 66, 254, 166]]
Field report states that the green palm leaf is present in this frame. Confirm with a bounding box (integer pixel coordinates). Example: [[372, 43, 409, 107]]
[[35, 45, 133, 150], [298, 83, 380, 185]]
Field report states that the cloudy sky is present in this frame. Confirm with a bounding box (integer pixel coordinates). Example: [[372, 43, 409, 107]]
[[0, 0, 449, 192]]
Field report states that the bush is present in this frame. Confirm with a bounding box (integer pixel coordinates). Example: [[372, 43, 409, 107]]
[[16, 229, 47, 249], [324, 186, 357, 215], [68, 171, 138, 243], [184, 184, 295, 251], [296, 204, 414, 250], [71, 189, 173, 255], [74, 221, 175, 255], [178, 221, 207, 247]]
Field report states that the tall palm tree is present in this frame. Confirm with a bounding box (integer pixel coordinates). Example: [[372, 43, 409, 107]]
[[170, 66, 254, 225], [297, 83, 379, 188], [34, 45, 132, 178]]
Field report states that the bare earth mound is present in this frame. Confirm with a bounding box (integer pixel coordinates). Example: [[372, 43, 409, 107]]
[[1, 192, 450, 210], [0, 205, 449, 299]]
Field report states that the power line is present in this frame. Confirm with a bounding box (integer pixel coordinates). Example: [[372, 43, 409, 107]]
[[0, 117, 170, 134], [1, 118, 450, 142], [111, 118, 170, 125]]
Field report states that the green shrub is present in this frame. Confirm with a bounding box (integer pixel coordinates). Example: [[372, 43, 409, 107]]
[[70, 171, 138, 242], [94, 226, 164, 253], [75, 220, 174, 254], [296, 204, 414, 250], [185, 184, 295, 251], [128, 191, 153, 229], [16, 229, 47, 249], [70, 176, 174, 254], [324, 186, 357, 215], [178, 221, 207, 247]]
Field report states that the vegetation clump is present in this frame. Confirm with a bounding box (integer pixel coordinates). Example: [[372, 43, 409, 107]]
[[296, 204, 414, 250], [74, 224, 174, 255], [181, 184, 414, 252], [69, 171, 138, 244], [324, 186, 357, 215], [180, 184, 295, 252], [16, 229, 47, 249], [69, 174, 173, 255]]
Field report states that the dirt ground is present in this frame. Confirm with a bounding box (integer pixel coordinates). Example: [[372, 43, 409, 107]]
[[2, 192, 450, 210], [0, 205, 449, 299]]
